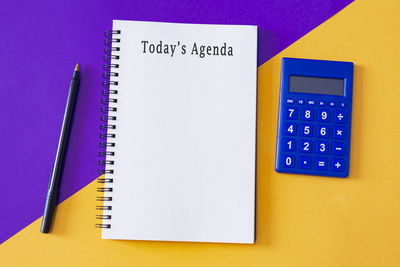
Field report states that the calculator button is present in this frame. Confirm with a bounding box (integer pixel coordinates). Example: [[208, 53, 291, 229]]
[[299, 156, 312, 169], [300, 124, 313, 137], [283, 122, 297, 136], [316, 125, 329, 138], [315, 157, 329, 170], [285, 107, 298, 120], [283, 138, 296, 152], [339, 102, 346, 108], [308, 100, 315, 106], [329, 102, 336, 107], [302, 108, 314, 121], [319, 101, 326, 106], [282, 155, 295, 168], [297, 99, 304, 105], [300, 140, 313, 153], [316, 141, 329, 154], [332, 142, 345, 155], [334, 110, 346, 123], [286, 98, 295, 104], [318, 109, 330, 122], [333, 126, 346, 139], [331, 158, 345, 172]]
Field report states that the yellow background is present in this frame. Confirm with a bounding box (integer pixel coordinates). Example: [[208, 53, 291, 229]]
[[2, 0, 400, 266]]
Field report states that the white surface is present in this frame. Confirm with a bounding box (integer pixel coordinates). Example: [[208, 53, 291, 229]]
[[103, 20, 257, 243]]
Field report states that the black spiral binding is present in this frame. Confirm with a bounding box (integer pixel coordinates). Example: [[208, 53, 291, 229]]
[[96, 30, 121, 229]]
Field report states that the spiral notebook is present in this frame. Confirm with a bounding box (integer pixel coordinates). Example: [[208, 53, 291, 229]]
[[97, 20, 257, 244]]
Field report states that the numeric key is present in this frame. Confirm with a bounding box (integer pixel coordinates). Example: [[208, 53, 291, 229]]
[[283, 138, 296, 152], [316, 141, 329, 154], [282, 155, 295, 168], [318, 109, 330, 122], [302, 108, 314, 121], [283, 122, 297, 136], [300, 124, 313, 137], [316, 125, 329, 138], [300, 140, 313, 153], [285, 107, 298, 120]]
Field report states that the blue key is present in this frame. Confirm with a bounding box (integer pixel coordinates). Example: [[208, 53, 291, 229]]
[[283, 138, 296, 152], [286, 98, 294, 104], [318, 109, 330, 122], [339, 102, 346, 108], [297, 99, 305, 105], [332, 142, 345, 155], [300, 140, 313, 153], [315, 157, 328, 170], [316, 141, 329, 154], [283, 122, 297, 136], [282, 155, 295, 168], [300, 124, 313, 137], [316, 125, 329, 138], [285, 107, 298, 120], [302, 108, 314, 121], [299, 156, 312, 169], [333, 126, 346, 139], [308, 100, 315, 106], [319, 101, 325, 106], [334, 110, 346, 123], [329, 102, 336, 107], [331, 158, 345, 172]]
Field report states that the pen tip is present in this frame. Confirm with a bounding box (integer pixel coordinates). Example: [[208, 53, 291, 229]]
[[75, 62, 80, 72]]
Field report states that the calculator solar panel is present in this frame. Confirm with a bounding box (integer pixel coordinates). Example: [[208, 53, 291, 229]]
[[275, 57, 354, 178]]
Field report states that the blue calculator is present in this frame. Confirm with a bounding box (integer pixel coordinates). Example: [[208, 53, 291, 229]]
[[275, 57, 354, 178]]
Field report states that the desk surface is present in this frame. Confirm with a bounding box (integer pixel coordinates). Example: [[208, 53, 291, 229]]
[[2, 0, 400, 266], [0, 0, 351, 244]]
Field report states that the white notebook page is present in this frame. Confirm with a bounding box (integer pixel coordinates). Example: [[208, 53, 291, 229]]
[[102, 20, 257, 243]]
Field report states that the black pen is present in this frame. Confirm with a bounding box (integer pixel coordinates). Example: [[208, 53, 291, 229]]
[[41, 63, 80, 233]]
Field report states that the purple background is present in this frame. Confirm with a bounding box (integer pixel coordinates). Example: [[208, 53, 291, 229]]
[[0, 0, 353, 243]]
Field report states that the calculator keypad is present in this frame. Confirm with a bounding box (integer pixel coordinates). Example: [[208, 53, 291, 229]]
[[278, 98, 349, 175]]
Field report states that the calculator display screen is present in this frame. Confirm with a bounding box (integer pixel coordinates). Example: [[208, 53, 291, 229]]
[[289, 75, 344, 96]]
